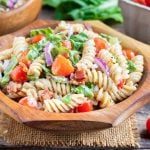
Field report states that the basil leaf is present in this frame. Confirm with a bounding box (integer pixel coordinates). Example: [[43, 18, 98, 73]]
[[62, 94, 71, 104]]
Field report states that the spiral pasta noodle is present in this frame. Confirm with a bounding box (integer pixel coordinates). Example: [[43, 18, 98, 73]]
[[85, 69, 117, 91], [0, 49, 13, 61], [27, 53, 45, 79], [98, 49, 123, 84], [43, 94, 87, 113], [21, 82, 38, 100], [76, 40, 96, 69], [109, 43, 129, 79], [12, 37, 28, 56], [108, 81, 137, 102], [34, 78, 71, 96]]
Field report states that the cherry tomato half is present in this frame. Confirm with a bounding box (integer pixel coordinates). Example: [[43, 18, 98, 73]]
[[10, 65, 27, 83], [146, 118, 150, 134], [32, 34, 45, 44], [123, 49, 135, 60], [75, 101, 93, 113]]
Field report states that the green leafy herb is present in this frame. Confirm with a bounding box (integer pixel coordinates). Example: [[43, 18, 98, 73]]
[[0, 56, 18, 86], [28, 38, 48, 60], [43, 0, 123, 23], [69, 50, 80, 65], [51, 46, 68, 59], [72, 85, 94, 99], [30, 27, 53, 37], [127, 60, 136, 73], [70, 32, 88, 51], [62, 94, 71, 104]]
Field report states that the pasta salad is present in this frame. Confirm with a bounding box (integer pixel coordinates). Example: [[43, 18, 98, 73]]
[[0, 21, 144, 113], [0, 0, 28, 13]]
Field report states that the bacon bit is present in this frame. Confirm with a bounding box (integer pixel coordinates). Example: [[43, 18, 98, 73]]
[[7, 81, 22, 93], [73, 32, 79, 35], [74, 70, 86, 82], [61, 52, 69, 59], [38, 89, 54, 102], [70, 69, 86, 85]]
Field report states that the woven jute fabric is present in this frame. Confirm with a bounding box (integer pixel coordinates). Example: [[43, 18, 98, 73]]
[[0, 113, 139, 148]]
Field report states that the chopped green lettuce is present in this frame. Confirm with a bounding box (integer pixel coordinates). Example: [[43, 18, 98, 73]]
[[0, 56, 18, 86], [72, 84, 94, 99], [70, 32, 88, 51], [30, 27, 53, 37], [62, 94, 71, 104], [127, 60, 136, 73]]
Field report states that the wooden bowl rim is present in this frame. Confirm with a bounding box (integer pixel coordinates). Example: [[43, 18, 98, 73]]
[[0, 0, 39, 18]]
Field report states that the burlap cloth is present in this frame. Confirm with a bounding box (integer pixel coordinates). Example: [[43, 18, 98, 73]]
[[0, 113, 140, 148]]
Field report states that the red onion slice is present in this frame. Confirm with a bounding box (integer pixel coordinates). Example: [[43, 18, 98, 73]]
[[95, 58, 110, 76], [44, 43, 53, 66]]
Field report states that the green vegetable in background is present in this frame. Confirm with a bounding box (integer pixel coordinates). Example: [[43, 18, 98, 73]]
[[70, 32, 88, 51], [43, 0, 123, 23], [0, 56, 18, 86]]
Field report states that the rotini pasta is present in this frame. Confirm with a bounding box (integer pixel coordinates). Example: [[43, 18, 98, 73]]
[[34, 78, 71, 96], [43, 94, 87, 113], [76, 40, 96, 69], [12, 37, 28, 56], [0, 21, 144, 112], [27, 53, 45, 79]]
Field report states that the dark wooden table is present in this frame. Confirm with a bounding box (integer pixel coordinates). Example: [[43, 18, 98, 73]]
[[0, 7, 150, 149]]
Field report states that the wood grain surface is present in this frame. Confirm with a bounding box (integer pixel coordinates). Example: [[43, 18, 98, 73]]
[[0, 20, 149, 131], [0, 0, 42, 35]]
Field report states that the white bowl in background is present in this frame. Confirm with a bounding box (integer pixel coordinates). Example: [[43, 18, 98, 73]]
[[119, 0, 150, 44]]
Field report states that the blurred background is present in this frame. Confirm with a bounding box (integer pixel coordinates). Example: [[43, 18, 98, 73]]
[[0, 0, 150, 43]]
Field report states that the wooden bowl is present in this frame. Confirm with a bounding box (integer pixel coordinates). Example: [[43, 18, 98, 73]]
[[0, 20, 149, 131], [0, 0, 42, 35]]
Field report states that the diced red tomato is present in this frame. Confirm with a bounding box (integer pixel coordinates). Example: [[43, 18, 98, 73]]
[[52, 55, 74, 76], [19, 97, 37, 109], [146, 118, 150, 134], [117, 79, 125, 89], [19, 50, 31, 67], [62, 40, 72, 50], [123, 49, 135, 60], [145, 0, 150, 6], [10, 65, 27, 83], [94, 37, 108, 53], [75, 101, 93, 113], [32, 34, 45, 44]]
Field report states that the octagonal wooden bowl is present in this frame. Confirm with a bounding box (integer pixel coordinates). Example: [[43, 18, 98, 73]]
[[0, 0, 42, 35], [0, 20, 149, 131]]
